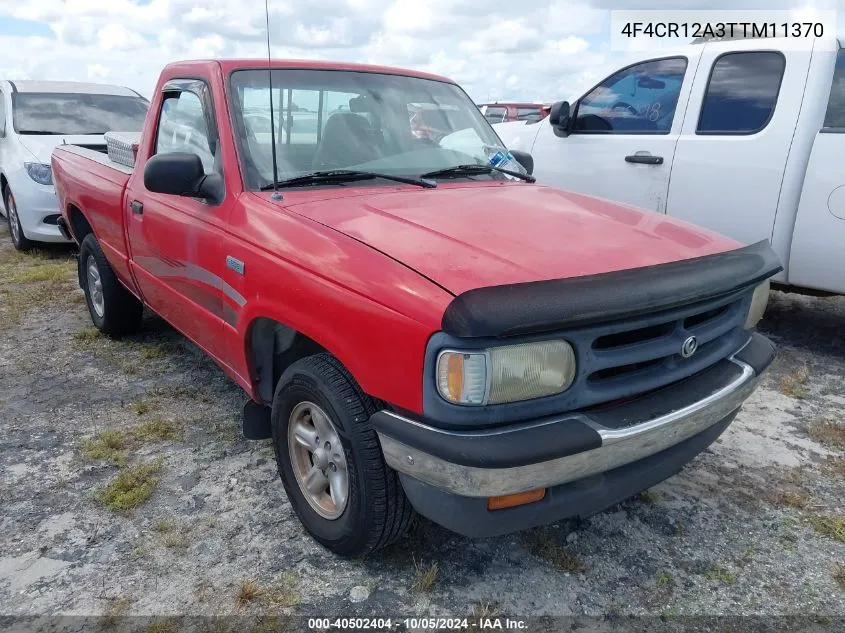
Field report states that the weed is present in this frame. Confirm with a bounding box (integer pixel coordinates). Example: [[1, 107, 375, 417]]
[[133, 401, 153, 416], [96, 458, 164, 512], [146, 618, 179, 633], [73, 327, 102, 342], [833, 563, 845, 590], [411, 557, 439, 593], [762, 489, 810, 510], [154, 519, 175, 533], [808, 515, 845, 543], [523, 529, 586, 573], [140, 343, 173, 360], [703, 565, 738, 585], [162, 531, 190, 552], [823, 458, 845, 477], [235, 580, 264, 609], [639, 490, 661, 504], [779, 366, 810, 398], [132, 417, 183, 442], [807, 419, 845, 448], [656, 571, 674, 588], [470, 601, 502, 620], [80, 430, 128, 466]]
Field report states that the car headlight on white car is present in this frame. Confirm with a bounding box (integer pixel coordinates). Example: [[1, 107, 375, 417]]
[[436, 340, 577, 406], [24, 162, 53, 186], [744, 279, 771, 329]]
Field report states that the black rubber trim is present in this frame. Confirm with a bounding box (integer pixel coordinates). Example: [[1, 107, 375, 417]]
[[399, 411, 736, 538], [734, 331, 776, 375], [441, 240, 782, 338], [371, 411, 601, 469], [8, 81, 17, 93]]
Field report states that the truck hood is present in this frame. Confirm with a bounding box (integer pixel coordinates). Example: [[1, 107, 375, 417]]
[[284, 184, 741, 296], [19, 134, 106, 164]]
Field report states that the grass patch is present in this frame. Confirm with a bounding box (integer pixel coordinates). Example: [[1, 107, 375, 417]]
[[639, 490, 661, 504], [762, 488, 811, 510], [656, 571, 674, 588], [145, 618, 179, 633], [703, 565, 737, 585], [161, 531, 190, 551], [139, 342, 173, 360], [81, 429, 129, 466], [411, 558, 439, 594], [834, 564, 845, 590], [73, 327, 102, 342], [96, 458, 164, 513], [235, 580, 264, 609], [8, 262, 73, 283], [0, 248, 76, 325], [132, 417, 183, 442], [823, 458, 845, 477], [807, 419, 845, 448], [154, 519, 175, 533], [523, 529, 586, 573], [779, 366, 810, 399], [808, 515, 845, 543], [470, 601, 502, 620], [133, 401, 154, 416]]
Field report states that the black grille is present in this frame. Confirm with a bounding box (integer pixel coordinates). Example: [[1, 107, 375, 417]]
[[549, 287, 753, 413]]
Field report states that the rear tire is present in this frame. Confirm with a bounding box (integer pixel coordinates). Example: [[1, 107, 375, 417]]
[[271, 353, 415, 556], [79, 233, 143, 336], [4, 187, 33, 251]]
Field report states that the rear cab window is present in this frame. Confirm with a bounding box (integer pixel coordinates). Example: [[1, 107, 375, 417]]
[[822, 48, 845, 131], [697, 51, 786, 135], [516, 107, 542, 122], [483, 106, 507, 123], [573, 57, 688, 134]]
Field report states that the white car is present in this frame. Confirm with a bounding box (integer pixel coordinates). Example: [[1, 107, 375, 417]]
[[0, 80, 148, 250], [495, 35, 845, 296]]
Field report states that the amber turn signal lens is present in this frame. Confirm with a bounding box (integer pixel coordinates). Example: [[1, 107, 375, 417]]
[[487, 488, 546, 511]]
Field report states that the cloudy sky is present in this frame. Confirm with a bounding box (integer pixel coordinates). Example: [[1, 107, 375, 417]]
[[0, 0, 841, 103]]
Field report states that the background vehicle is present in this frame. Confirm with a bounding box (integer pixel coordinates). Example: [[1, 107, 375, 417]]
[[52, 59, 777, 557], [0, 80, 148, 250], [495, 36, 845, 296], [479, 102, 550, 124]]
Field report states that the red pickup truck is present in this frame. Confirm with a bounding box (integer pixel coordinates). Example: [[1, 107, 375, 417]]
[[52, 59, 780, 556]]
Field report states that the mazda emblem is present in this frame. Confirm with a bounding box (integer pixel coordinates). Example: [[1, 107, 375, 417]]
[[680, 336, 698, 358]]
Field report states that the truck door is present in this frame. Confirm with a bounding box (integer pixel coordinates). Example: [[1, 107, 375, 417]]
[[666, 40, 812, 246], [789, 46, 845, 293], [125, 79, 234, 364], [530, 55, 694, 212]]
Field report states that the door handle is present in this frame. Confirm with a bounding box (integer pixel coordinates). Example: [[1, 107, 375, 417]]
[[625, 154, 664, 165], [130, 200, 144, 215]]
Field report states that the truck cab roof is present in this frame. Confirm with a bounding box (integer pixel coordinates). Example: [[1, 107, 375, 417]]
[[3, 80, 141, 97]]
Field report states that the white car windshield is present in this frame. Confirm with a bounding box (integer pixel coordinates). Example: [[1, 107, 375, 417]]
[[229, 68, 523, 190]]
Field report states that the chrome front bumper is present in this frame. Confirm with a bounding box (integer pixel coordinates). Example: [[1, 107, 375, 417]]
[[377, 358, 759, 498]]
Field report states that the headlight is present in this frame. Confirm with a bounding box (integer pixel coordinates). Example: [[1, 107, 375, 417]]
[[24, 163, 53, 186], [436, 340, 576, 406], [744, 279, 771, 329]]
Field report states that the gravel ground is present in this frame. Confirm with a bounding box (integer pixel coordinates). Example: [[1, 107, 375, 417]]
[[0, 221, 843, 630]]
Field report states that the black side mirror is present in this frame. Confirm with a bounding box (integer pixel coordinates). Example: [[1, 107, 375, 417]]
[[144, 152, 224, 204], [509, 149, 534, 175], [548, 100, 572, 138]]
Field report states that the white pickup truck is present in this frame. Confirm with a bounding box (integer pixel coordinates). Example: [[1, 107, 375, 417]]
[[496, 36, 845, 295]]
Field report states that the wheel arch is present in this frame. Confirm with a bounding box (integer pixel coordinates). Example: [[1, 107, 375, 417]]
[[66, 203, 94, 243], [247, 317, 333, 405]]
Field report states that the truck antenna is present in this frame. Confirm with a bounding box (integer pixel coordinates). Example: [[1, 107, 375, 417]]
[[264, 0, 282, 200]]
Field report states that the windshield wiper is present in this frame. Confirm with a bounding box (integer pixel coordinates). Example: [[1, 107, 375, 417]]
[[18, 130, 67, 135], [261, 170, 436, 190], [422, 163, 535, 183]]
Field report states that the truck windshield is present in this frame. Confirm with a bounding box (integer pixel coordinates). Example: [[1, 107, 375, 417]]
[[230, 68, 521, 190], [12, 92, 149, 135]]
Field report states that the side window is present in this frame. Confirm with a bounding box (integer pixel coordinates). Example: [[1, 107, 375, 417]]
[[697, 52, 785, 135], [483, 106, 507, 123], [517, 107, 542, 122], [574, 57, 688, 134], [823, 49, 845, 130], [155, 90, 216, 173]]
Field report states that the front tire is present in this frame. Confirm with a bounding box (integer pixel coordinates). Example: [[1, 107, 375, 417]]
[[271, 354, 415, 556], [79, 234, 143, 336], [4, 188, 33, 251]]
